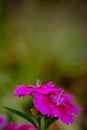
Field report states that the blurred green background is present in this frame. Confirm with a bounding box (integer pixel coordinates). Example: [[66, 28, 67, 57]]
[[0, 0, 87, 130]]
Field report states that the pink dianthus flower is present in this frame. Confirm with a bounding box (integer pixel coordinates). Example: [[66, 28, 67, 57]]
[[4, 123, 37, 130], [4, 123, 17, 130], [14, 81, 83, 124], [18, 123, 37, 130]]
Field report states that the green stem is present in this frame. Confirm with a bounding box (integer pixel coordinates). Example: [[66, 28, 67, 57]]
[[39, 116, 46, 130]]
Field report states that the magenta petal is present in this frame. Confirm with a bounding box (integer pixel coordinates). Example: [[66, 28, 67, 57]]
[[18, 124, 37, 130], [14, 85, 34, 97], [35, 87, 63, 95], [34, 87, 55, 94], [34, 93, 53, 117], [53, 106, 74, 124], [42, 82, 55, 88], [4, 123, 17, 130], [34, 82, 56, 94], [63, 94, 73, 101], [71, 104, 83, 115]]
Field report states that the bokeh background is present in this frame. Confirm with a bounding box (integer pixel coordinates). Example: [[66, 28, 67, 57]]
[[0, 0, 87, 130]]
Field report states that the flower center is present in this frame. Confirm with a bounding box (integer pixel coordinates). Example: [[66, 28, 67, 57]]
[[50, 94, 64, 105]]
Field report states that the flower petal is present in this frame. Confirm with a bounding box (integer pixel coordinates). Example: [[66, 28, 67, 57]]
[[34, 93, 53, 117], [70, 103, 83, 115], [35, 87, 63, 95], [53, 105, 74, 124], [18, 124, 37, 130], [14, 85, 34, 97], [63, 94, 73, 101], [42, 82, 55, 88], [4, 123, 17, 130]]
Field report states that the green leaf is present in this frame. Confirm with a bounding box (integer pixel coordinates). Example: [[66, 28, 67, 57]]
[[45, 117, 58, 129], [4, 106, 39, 128]]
